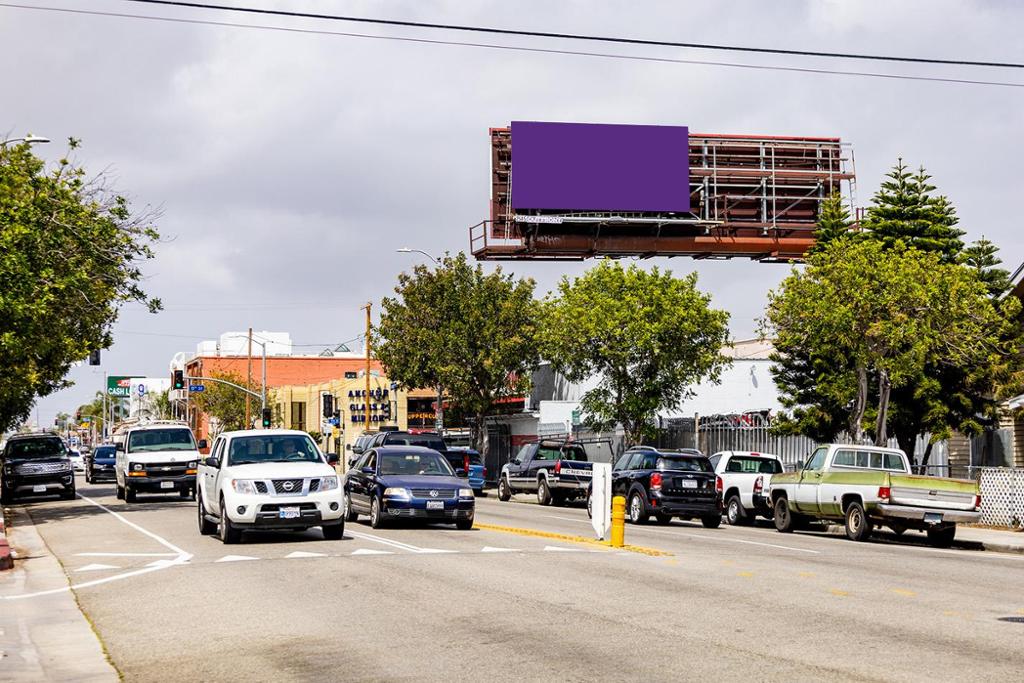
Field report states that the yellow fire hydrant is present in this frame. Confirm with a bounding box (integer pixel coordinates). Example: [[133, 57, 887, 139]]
[[610, 495, 626, 548]]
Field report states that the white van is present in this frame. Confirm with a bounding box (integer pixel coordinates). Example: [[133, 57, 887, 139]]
[[112, 420, 205, 502]]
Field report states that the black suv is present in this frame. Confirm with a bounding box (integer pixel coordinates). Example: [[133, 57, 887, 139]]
[[1, 433, 76, 503], [609, 446, 721, 527]]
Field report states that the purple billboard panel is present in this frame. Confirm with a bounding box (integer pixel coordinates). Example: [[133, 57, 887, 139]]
[[510, 121, 690, 213]]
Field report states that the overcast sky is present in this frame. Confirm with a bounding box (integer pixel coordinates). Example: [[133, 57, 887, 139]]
[[3, 0, 1023, 426]]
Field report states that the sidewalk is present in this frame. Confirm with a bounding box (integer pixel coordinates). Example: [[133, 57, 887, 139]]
[[0, 506, 119, 682], [822, 521, 1024, 553], [0, 506, 12, 570]]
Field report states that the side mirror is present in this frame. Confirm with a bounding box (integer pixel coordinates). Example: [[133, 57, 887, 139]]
[[353, 446, 364, 455], [198, 439, 208, 449], [348, 456, 358, 467], [115, 442, 124, 452], [345, 444, 352, 451], [361, 466, 375, 475], [203, 456, 219, 468], [327, 453, 340, 466]]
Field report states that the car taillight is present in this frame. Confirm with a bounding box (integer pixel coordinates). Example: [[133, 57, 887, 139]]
[[754, 476, 763, 494], [715, 476, 723, 495], [878, 486, 891, 502], [554, 460, 561, 475], [650, 472, 662, 491], [483, 468, 488, 479], [463, 455, 470, 473]]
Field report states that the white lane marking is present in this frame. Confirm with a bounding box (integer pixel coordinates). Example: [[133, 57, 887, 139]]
[[351, 549, 393, 556], [215, 555, 258, 563], [416, 549, 458, 554], [543, 545, 584, 552], [545, 514, 820, 555], [75, 563, 120, 572], [347, 530, 444, 553], [481, 546, 520, 553], [2, 492, 193, 601], [145, 559, 186, 568], [75, 552, 177, 558], [285, 551, 326, 559]]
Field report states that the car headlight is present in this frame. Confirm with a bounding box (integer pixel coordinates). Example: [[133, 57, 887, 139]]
[[383, 487, 410, 499], [132, 462, 143, 471], [320, 476, 339, 491], [231, 479, 257, 495], [61, 461, 72, 471], [187, 461, 198, 469], [459, 488, 474, 498]]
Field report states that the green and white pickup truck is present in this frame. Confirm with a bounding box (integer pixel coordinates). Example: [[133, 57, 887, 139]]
[[768, 444, 981, 547]]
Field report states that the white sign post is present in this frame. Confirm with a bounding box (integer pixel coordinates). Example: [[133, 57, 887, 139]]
[[590, 462, 612, 540]]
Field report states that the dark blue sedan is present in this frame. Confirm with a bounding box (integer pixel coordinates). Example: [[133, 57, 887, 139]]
[[343, 446, 475, 529], [85, 444, 117, 484]]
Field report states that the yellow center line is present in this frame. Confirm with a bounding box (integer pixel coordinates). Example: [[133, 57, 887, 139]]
[[891, 588, 916, 598], [830, 588, 849, 597], [799, 571, 815, 578], [737, 571, 754, 578], [473, 523, 672, 557]]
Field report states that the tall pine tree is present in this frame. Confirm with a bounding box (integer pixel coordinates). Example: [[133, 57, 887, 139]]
[[809, 192, 853, 254], [861, 159, 964, 262], [962, 236, 1012, 299]]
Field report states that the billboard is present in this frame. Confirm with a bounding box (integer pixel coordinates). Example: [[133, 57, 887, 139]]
[[107, 376, 132, 397], [510, 121, 690, 213]]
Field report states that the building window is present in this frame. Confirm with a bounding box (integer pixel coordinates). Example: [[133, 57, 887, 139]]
[[290, 402, 306, 431], [345, 371, 357, 379]]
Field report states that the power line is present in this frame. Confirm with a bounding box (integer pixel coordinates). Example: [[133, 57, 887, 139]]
[[3, 3, 1022, 88], [120, 0, 1024, 69]]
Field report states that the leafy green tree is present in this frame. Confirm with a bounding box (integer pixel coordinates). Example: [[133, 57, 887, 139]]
[[765, 239, 1019, 448], [190, 372, 252, 434], [0, 139, 160, 433], [809, 192, 853, 254], [375, 253, 541, 450], [860, 159, 964, 261], [962, 237, 1012, 299], [541, 262, 731, 447]]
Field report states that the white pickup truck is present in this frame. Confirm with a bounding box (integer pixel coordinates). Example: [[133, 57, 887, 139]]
[[710, 451, 784, 525], [196, 429, 344, 544]]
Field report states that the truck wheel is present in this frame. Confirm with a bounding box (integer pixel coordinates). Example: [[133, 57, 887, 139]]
[[218, 497, 242, 544], [774, 497, 796, 533], [370, 496, 384, 529], [586, 492, 593, 519], [124, 484, 136, 503], [455, 516, 474, 531], [536, 479, 552, 506], [551, 491, 567, 507], [655, 512, 673, 525], [197, 491, 216, 535], [497, 477, 512, 501], [726, 495, 749, 526], [0, 488, 12, 505], [116, 481, 125, 500], [628, 491, 649, 524], [701, 515, 722, 529], [844, 502, 872, 542], [927, 524, 956, 548], [60, 486, 75, 501], [343, 493, 358, 522], [322, 522, 345, 540]]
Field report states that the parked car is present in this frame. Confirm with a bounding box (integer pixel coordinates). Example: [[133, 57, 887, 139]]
[[196, 429, 344, 544], [366, 430, 448, 454], [343, 446, 475, 529], [349, 431, 379, 457], [498, 440, 593, 506], [1, 433, 76, 503], [768, 444, 981, 546], [68, 448, 86, 473], [112, 420, 205, 502], [84, 444, 117, 483], [446, 447, 486, 494], [710, 451, 784, 525], [597, 446, 721, 527]]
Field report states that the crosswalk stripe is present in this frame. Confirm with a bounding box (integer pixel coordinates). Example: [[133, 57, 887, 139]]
[[75, 563, 120, 572], [351, 549, 393, 556], [215, 555, 258, 563], [286, 551, 327, 559], [543, 545, 584, 552], [481, 546, 520, 553]]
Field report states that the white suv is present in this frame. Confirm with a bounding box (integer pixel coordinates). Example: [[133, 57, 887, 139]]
[[197, 429, 345, 544]]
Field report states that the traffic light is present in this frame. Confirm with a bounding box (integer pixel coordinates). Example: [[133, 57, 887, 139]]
[[322, 394, 334, 418], [261, 407, 272, 429], [173, 370, 184, 390], [75, 410, 81, 421], [88, 350, 101, 365]]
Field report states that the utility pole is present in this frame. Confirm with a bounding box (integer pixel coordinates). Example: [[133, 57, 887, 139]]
[[246, 327, 253, 427], [364, 303, 372, 429]]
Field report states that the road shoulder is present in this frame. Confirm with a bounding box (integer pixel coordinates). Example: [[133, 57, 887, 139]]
[[0, 506, 120, 682]]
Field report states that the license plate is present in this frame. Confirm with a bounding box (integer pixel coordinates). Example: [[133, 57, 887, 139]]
[[279, 507, 301, 519], [160, 481, 174, 489], [426, 500, 444, 510], [33, 484, 47, 493], [678, 479, 698, 489], [924, 512, 943, 524]]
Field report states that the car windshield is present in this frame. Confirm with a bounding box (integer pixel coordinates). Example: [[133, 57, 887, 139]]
[[5, 438, 67, 460], [724, 456, 783, 474], [93, 446, 116, 457], [228, 435, 323, 466], [657, 456, 712, 472], [378, 452, 455, 477], [128, 428, 197, 453]]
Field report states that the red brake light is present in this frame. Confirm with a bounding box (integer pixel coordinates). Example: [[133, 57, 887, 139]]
[[650, 472, 663, 490], [463, 455, 470, 473], [715, 476, 723, 494], [754, 476, 763, 494], [878, 486, 891, 502], [554, 460, 561, 475]]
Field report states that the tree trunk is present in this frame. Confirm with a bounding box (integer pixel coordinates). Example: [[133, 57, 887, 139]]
[[895, 429, 917, 468], [849, 364, 868, 441], [919, 441, 935, 473], [874, 369, 891, 446]]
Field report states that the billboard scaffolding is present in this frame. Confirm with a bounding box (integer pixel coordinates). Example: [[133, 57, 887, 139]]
[[471, 125, 855, 262]]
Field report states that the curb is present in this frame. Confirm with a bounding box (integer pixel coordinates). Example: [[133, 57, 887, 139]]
[[0, 507, 11, 570], [820, 522, 1024, 555]]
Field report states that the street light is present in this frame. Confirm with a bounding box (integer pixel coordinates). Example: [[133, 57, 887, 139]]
[[223, 334, 268, 416], [396, 247, 445, 434], [1, 135, 50, 146]]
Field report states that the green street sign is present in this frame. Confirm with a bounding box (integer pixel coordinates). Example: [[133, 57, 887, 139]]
[[571, 409, 581, 426], [107, 375, 132, 397]]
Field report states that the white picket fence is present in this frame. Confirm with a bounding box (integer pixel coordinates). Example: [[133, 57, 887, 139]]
[[979, 468, 1024, 530]]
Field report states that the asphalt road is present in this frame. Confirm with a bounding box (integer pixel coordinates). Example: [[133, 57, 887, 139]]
[[5, 476, 1024, 682]]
